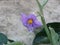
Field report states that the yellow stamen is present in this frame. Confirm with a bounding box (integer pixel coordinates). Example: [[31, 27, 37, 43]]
[[28, 19, 33, 24]]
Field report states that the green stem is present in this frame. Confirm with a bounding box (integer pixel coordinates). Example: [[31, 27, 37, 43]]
[[38, 11, 51, 41], [42, 0, 48, 8], [36, 0, 51, 42]]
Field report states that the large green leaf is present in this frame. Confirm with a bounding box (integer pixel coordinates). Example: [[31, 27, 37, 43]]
[[33, 22, 60, 45], [0, 43, 3, 45], [47, 22, 60, 33], [49, 27, 59, 45], [33, 27, 50, 45], [0, 33, 8, 45]]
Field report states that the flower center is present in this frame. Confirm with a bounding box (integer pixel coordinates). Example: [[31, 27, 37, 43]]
[[28, 19, 33, 24]]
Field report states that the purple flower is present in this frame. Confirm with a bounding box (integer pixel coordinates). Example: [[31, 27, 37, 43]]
[[21, 13, 42, 32]]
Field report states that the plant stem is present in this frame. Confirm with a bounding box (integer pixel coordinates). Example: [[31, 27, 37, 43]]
[[36, 0, 51, 42]]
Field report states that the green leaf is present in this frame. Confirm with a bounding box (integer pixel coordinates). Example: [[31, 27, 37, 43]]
[[49, 27, 59, 45], [0, 33, 8, 44], [36, 0, 48, 8], [5, 42, 25, 45], [33, 22, 60, 45], [40, 0, 48, 7], [0, 42, 3, 45], [47, 22, 60, 38], [59, 38, 60, 44], [33, 28, 50, 45], [47, 22, 60, 33], [33, 36, 50, 45]]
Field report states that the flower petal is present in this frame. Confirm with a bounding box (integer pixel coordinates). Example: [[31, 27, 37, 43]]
[[33, 20, 42, 28], [27, 24, 34, 32], [20, 13, 27, 26], [21, 13, 27, 20], [28, 14, 36, 20], [20, 13, 42, 32]]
